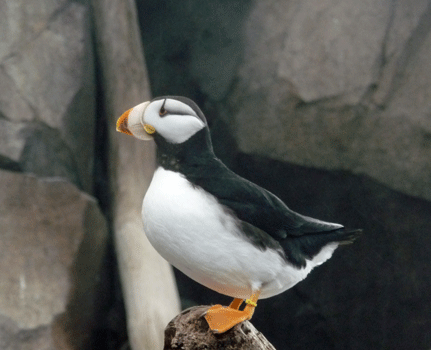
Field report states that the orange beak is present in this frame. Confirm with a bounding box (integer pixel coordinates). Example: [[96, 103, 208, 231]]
[[116, 108, 133, 135]]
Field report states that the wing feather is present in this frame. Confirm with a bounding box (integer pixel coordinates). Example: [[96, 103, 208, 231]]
[[181, 156, 362, 268]]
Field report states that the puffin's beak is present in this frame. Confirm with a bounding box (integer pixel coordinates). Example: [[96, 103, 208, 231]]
[[116, 108, 133, 135], [116, 101, 154, 140]]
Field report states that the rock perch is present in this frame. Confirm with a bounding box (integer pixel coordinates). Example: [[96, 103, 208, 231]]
[[164, 306, 276, 350]]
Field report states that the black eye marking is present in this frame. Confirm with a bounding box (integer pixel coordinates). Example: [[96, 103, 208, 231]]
[[159, 99, 168, 116]]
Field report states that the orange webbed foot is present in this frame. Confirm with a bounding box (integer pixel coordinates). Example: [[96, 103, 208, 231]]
[[205, 305, 253, 333], [204, 292, 260, 333]]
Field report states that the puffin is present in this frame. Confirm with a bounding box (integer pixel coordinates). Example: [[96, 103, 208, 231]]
[[116, 96, 362, 333]]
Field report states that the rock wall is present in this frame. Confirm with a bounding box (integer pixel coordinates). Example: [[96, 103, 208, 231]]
[[0, 171, 107, 350], [0, 0, 95, 192], [0, 1, 105, 349], [229, 0, 431, 201], [138, 0, 431, 349]]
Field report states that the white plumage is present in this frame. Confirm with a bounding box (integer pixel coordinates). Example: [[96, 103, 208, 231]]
[[143, 167, 338, 299]]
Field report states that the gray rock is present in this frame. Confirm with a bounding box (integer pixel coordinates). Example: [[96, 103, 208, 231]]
[[351, 25, 431, 200], [0, 0, 95, 192], [0, 66, 35, 122], [372, 0, 430, 105], [0, 119, 81, 185], [276, 0, 390, 103], [0, 170, 107, 349], [3, 2, 86, 130], [0, 0, 67, 62], [19, 122, 81, 187], [226, 0, 431, 201], [0, 314, 54, 350], [0, 119, 27, 164]]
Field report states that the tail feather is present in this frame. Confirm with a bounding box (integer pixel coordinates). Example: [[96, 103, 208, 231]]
[[282, 228, 362, 269], [336, 228, 363, 245]]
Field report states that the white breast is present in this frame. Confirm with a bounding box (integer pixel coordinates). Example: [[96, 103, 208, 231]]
[[142, 167, 338, 299]]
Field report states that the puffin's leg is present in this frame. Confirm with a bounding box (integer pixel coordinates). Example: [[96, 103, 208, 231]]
[[204, 298, 243, 315], [229, 298, 243, 310], [205, 291, 260, 333]]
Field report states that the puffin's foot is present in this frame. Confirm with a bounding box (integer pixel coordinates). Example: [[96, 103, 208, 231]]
[[205, 305, 253, 333], [205, 292, 260, 333]]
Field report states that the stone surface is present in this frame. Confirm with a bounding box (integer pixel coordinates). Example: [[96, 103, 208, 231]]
[[0, 66, 35, 122], [0, 0, 68, 61], [371, 0, 430, 106], [276, 0, 390, 103], [228, 0, 431, 201], [3, 3, 85, 130], [0, 118, 81, 188], [19, 122, 81, 186], [0, 170, 107, 349], [0, 119, 27, 166], [0, 314, 54, 350], [0, 0, 95, 192], [164, 306, 276, 350]]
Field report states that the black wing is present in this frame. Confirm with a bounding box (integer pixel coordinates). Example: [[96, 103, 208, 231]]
[[185, 158, 342, 238], [183, 157, 362, 267]]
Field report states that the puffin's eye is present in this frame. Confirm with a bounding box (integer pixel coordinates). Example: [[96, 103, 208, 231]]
[[159, 99, 168, 116], [159, 107, 167, 116]]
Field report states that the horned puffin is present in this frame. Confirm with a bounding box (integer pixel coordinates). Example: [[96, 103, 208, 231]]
[[116, 96, 362, 333]]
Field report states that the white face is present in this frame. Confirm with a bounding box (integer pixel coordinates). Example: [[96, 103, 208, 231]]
[[125, 98, 206, 144]]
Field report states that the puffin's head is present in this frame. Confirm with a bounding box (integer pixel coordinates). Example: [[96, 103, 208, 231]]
[[116, 96, 207, 144]]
